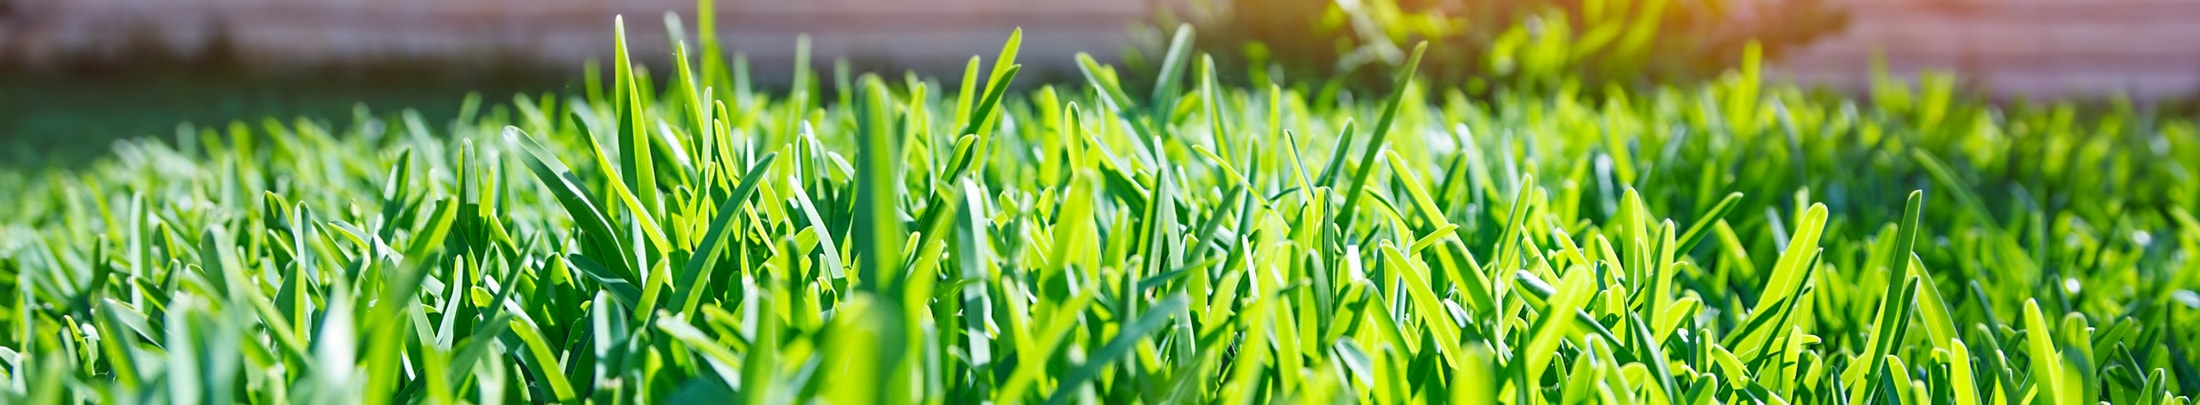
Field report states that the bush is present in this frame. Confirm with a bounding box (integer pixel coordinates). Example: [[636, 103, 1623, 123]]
[[1154, 0, 1847, 93]]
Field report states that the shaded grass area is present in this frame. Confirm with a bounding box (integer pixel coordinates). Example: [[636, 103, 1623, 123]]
[[1, 65, 569, 169]]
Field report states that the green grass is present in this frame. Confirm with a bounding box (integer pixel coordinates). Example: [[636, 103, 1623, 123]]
[[5, 5, 2200, 404], [0, 60, 566, 170]]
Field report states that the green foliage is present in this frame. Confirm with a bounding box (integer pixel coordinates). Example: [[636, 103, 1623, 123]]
[[3, 4, 2198, 404], [1157, 0, 1847, 92]]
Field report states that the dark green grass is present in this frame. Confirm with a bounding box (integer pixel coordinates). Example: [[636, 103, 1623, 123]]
[[1, 59, 565, 169]]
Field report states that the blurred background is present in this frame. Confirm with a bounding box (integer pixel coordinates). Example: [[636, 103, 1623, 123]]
[[5, 0, 2199, 167]]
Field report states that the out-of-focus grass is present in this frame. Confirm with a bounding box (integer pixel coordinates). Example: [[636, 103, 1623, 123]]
[[1, 52, 567, 169]]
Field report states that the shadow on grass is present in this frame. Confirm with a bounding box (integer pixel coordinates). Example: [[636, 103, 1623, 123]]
[[1, 72, 574, 170], [0, 24, 576, 170]]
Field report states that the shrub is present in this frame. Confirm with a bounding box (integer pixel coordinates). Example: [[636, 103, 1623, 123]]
[[1153, 0, 1847, 93]]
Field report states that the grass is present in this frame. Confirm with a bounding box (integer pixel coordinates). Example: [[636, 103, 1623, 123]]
[[0, 60, 568, 170], [5, 3, 2200, 404]]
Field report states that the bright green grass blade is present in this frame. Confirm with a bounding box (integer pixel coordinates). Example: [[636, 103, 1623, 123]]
[[1075, 53, 1145, 136], [510, 314, 578, 403], [1952, 338, 1981, 405], [2024, 299, 2069, 405], [785, 174, 846, 279], [613, 16, 661, 222], [669, 153, 777, 315], [657, 314, 746, 393], [741, 263, 786, 404], [1147, 24, 1196, 136], [1628, 313, 1681, 403], [1382, 150, 1450, 229], [948, 65, 1020, 177], [1672, 192, 1742, 255], [1314, 120, 1356, 187], [1331, 42, 1427, 230], [1519, 261, 1597, 393], [1377, 243, 1461, 368], [854, 75, 905, 292], [955, 56, 980, 132], [310, 270, 357, 401], [993, 289, 1098, 403], [952, 178, 995, 377], [670, 35, 710, 175], [506, 127, 640, 281], [1909, 254, 1960, 352], [1200, 54, 1236, 162], [1886, 190, 1925, 274], [1840, 191, 1927, 395], [1845, 276, 1920, 404], [1747, 203, 1827, 316], [974, 28, 1021, 138], [1042, 293, 1188, 405]]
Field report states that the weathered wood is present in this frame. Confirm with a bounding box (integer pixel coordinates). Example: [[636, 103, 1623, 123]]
[[7, 0, 2197, 98], [1777, 0, 2200, 99], [3, 0, 1152, 76]]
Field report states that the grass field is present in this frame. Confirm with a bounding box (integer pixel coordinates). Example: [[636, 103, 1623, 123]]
[[4, 7, 2200, 405]]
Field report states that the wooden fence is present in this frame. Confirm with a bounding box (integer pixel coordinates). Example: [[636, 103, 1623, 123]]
[[5, 0, 2198, 99], [1776, 0, 2200, 99], [2, 0, 1153, 74]]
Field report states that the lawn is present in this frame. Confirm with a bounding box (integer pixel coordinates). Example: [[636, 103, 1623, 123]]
[[3, 6, 2198, 405]]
